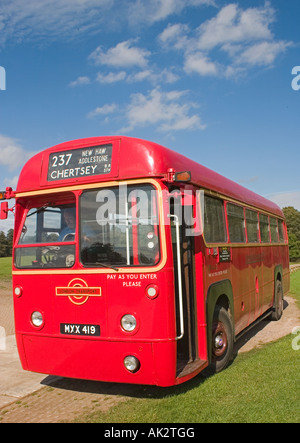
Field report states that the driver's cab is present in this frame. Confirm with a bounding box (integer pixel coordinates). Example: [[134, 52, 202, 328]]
[[15, 194, 76, 269]]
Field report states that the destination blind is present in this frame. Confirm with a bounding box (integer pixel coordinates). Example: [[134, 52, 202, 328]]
[[47, 144, 113, 181]]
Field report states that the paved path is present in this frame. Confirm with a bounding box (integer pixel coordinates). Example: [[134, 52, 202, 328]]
[[0, 335, 46, 409]]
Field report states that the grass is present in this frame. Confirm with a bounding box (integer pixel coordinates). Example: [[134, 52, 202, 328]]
[[0, 256, 12, 279], [72, 271, 300, 424], [290, 270, 300, 309]]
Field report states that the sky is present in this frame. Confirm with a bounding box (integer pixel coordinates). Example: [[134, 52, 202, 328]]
[[0, 0, 299, 231]]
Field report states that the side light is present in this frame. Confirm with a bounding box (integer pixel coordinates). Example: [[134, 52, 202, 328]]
[[174, 171, 191, 182], [145, 284, 159, 300], [124, 355, 140, 373]]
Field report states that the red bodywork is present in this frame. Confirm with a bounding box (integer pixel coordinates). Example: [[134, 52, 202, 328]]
[[11, 136, 290, 386]]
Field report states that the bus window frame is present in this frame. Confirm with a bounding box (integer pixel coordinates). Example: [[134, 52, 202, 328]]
[[203, 194, 228, 245], [245, 208, 260, 244], [226, 202, 246, 244], [269, 216, 279, 243], [259, 213, 271, 244], [200, 190, 288, 249], [79, 182, 162, 269]]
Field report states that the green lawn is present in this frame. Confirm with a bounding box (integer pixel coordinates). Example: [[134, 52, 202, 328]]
[[72, 271, 300, 424], [291, 270, 300, 309], [0, 256, 12, 279]]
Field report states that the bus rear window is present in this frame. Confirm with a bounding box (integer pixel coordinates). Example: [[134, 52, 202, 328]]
[[80, 184, 160, 267]]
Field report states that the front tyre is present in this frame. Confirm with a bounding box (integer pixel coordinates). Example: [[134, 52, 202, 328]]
[[203, 306, 234, 376]]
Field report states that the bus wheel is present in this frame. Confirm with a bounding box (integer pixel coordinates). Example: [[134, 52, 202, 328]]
[[271, 280, 283, 321], [211, 306, 233, 373]]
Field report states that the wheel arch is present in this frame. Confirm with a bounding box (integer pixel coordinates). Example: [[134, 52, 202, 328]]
[[274, 264, 283, 283], [206, 279, 235, 363]]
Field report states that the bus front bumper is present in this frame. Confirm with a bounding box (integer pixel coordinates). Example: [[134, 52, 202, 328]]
[[16, 333, 177, 387]]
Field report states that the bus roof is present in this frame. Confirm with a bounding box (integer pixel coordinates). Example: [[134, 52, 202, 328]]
[[16, 136, 283, 217]]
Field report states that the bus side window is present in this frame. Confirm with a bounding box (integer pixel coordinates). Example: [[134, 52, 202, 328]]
[[278, 220, 285, 243], [259, 214, 270, 243], [245, 209, 259, 243], [204, 196, 227, 243], [270, 217, 279, 243], [226, 203, 246, 243]]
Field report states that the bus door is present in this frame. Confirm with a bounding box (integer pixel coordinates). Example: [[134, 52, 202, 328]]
[[169, 189, 199, 377]]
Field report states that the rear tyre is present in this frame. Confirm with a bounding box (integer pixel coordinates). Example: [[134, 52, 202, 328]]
[[271, 280, 283, 321]]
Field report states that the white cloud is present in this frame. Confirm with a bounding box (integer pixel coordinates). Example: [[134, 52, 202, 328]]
[[120, 88, 206, 132], [87, 104, 117, 119], [0, 0, 113, 45], [236, 41, 291, 67], [128, 0, 215, 25], [158, 23, 190, 51], [197, 3, 275, 51], [69, 76, 91, 87], [0, 0, 215, 45], [267, 191, 300, 212], [0, 134, 33, 171], [158, 2, 292, 78], [89, 40, 150, 68], [96, 71, 127, 84], [127, 68, 180, 84], [184, 52, 219, 76]]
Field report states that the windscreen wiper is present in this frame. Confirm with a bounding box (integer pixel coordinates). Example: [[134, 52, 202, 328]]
[[27, 203, 51, 217], [84, 262, 120, 272]]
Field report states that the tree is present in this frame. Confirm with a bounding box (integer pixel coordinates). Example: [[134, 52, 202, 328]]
[[283, 206, 300, 262], [0, 231, 8, 257], [0, 229, 14, 257], [6, 229, 14, 256]]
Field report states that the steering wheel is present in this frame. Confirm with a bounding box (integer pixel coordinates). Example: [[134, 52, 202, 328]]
[[41, 246, 61, 266], [63, 232, 75, 242]]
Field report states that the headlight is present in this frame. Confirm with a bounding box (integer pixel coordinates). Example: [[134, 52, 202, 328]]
[[124, 355, 140, 373], [121, 314, 137, 332], [31, 311, 44, 328], [14, 286, 23, 297]]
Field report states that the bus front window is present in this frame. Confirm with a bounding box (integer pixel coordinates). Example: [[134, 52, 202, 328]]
[[15, 201, 76, 269], [80, 184, 160, 268]]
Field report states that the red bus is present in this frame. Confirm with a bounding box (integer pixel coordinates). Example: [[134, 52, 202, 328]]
[[0, 136, 290, 386]]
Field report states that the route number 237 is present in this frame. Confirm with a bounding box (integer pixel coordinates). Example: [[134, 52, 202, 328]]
[[51, 154, 72, 168]]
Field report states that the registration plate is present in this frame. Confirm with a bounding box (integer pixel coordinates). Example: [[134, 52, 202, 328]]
[[60, 323, 100, 336]]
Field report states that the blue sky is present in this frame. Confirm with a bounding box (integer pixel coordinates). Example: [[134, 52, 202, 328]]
[[0, 0, 299, 232]]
